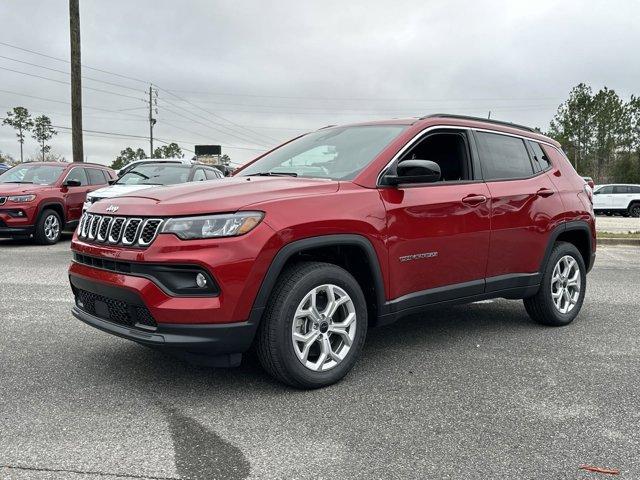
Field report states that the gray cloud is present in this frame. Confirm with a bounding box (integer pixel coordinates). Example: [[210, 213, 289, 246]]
[[1, 0, 638, 166]]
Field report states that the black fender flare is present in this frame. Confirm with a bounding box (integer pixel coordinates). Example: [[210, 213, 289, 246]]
[[250, 234, 386, 316], [37, 201, 66, 224], [540, 220, 594, 273]]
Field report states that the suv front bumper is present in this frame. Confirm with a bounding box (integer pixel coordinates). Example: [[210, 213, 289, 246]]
[[69, 272, 260, 365]]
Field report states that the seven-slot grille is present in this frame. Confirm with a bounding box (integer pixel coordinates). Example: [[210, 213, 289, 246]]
[[78, 213, 163, 247]]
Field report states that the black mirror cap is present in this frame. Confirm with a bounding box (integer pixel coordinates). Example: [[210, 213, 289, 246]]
[[64, 179, 82, 187], [382, 159, 441, 186]]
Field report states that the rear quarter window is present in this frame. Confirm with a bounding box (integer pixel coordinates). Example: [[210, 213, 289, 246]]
[[475, 131, 535, 180]]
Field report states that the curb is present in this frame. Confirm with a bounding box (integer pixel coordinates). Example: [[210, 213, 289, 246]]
[[597, 237, 640, 246]]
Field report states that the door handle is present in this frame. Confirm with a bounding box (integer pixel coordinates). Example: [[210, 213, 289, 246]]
[[536, 188, 554, 198], [461, 194, 487, 206]]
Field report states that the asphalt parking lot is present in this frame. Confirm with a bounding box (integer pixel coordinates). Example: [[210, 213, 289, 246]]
[[1, 236, 639, 479]]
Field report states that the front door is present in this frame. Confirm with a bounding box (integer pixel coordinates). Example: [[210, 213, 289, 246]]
[[593, 185, 613, 210], [62, 167, 91, 221], [380, 129, 491, 302]]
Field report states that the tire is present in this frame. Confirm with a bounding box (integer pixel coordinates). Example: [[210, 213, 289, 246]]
[[523, 242, 586, 326], [628, 203, 640, 218], [34, 209, 62, 245], [256, 261, 368, 389]]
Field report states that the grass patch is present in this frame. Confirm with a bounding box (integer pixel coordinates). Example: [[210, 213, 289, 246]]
[[597, 231, 640, 239]]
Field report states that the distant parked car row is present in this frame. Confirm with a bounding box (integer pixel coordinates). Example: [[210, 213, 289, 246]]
[[593, 183, 640, 217], [0, 159, 225, 244]]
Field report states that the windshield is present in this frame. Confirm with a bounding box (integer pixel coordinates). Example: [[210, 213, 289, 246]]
[[116, 164, 191, 185], [0, 164, 66, 185], [238, 125, 407, 180]]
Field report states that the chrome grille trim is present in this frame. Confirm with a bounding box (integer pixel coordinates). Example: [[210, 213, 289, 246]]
[[108, 217, 126, 244], [97, 216, 112, 242], [78, 214, 162, 247], [121, 218, 143, 245], [138, 219, 163, 246], [88, 215, 101, 240]]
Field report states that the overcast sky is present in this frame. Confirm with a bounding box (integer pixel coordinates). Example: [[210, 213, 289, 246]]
[[1, 0, 639, 166]]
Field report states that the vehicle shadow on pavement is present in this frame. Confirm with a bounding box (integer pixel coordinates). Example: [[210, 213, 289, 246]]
[[0, 233, 73, 247], [88, 299, 539, 394]]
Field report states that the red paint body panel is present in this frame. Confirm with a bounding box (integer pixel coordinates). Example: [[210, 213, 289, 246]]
[[68, 117, 595, 334], [0, 162, 115, 232]]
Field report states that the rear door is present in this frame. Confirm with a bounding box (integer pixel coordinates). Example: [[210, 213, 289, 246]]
[[475, 131, 563, 289], [612, 185, 631, 209]]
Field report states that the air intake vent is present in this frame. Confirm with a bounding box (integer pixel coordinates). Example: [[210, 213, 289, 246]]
[[108, 217, 126, 243], [97, 216, 112, 242], [139, 219, 163, 246], [122, 218, 142, 245]]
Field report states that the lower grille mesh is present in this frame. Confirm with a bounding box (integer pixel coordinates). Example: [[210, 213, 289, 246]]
[[74, 288, 157, 329]]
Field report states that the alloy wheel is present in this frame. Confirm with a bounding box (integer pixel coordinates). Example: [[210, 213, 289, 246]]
[[550, 255, 581, 314], [291, 284, 357, 372], [44, 214, 60, 241]]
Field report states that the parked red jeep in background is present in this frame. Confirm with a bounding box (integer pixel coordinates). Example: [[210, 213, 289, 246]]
[[69, 114, 596, 388], [0, 162, 116, 244]]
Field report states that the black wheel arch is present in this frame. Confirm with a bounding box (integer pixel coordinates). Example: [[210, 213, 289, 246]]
[[540, 220, 594, 273], [250, 234, 386, 322], [37, 201, 66, 225]]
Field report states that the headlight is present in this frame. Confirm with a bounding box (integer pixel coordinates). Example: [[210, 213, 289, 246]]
[[161, 212, 264, 239], [8, 194, 36, 203]]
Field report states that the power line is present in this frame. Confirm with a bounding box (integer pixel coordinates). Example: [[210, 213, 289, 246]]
[[0, 40, 149, 85], [155, 85, 281, 145], [0, 65, 145, 101], [0, 54, 147, 93]]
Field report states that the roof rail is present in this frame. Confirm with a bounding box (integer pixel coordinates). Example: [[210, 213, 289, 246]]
[[421, 113, 537, 133]]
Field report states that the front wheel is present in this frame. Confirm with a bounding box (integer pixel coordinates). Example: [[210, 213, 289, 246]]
[[524, 242, 586, 326], [34, 209, 62, 245], [256, 261, 367, 389]]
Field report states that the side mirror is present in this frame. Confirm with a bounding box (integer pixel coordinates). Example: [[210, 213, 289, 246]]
[[382, 159, 441, 186], [108, 179, 117, 185], [64, 179, 82, 187]]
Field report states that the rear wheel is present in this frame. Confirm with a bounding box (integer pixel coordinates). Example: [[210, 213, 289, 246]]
[[256, 261, 367, 389], [628, 203, 640, 218], [524, 242, 586, 326], [34, 209, 62, 245]]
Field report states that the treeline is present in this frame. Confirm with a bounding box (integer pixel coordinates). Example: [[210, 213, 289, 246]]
[[547, 83, 640, 183]]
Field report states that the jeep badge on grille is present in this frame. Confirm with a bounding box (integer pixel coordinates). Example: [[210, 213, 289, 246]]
[[106, 205, 119, 213]]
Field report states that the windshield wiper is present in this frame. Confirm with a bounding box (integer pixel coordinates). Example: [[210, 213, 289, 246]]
[[247, 172, 298, 177]]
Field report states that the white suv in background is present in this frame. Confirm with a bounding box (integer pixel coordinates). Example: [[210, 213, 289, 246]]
[[593, 184, 640, 217]]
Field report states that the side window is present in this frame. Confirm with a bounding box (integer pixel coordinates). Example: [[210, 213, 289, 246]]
[[597, 186, 613, 194], [613, 186, 629, 194], [205, 168, 221, 180], [65, 167, 88, 186], [475, 132, 534, 180], [86, 168, 107, 185], [528, 141, 552, 171], [192, 168, 207, 182], [398, 130, 472, 182], [629, 186, 640, 194]]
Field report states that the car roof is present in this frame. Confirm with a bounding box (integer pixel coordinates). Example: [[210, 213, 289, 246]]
[[337, 113, 560, 148]]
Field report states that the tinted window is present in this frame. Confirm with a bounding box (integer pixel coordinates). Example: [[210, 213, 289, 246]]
[[192, 168, 207, 182], [66, 167, 88, 186], [476, 132, 534, 180], [613, 186, 629, 194], [205, 168, 222, 180], [596, 186, 613, 194], [629, 186, 640, 194], [86, 168, 107, 185], [528, 141, 552, 171]]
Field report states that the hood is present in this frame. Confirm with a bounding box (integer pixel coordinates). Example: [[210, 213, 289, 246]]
[[88, 176, 339, 216], [88, 184, 157, 199], [0, 183, 49, 195]]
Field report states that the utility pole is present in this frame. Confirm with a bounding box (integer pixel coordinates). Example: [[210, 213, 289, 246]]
[[69, 0, 84, 162], [148, 85, 157, 157]]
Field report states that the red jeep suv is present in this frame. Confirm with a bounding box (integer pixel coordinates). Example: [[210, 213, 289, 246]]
[[69, 115, 596, 388], [0, 162, 116, 244]]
